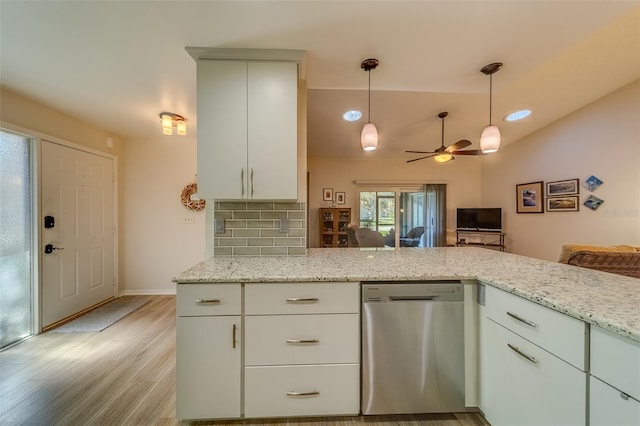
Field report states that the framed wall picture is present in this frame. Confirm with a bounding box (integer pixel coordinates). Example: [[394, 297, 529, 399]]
[[323, 188, 333, 201], [546, 196, 579, 212], [546, 179, 579, 196], [335, 192, 345, 204], [516, 181, 544, 213]]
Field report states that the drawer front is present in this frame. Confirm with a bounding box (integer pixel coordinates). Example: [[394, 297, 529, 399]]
[[590, 375, 640, 426], [244, 364, 359, 418], [485, 285, 586, 370], [245, 282, 359, 315], [483, 319, 586, 426], [176, 283, 241, 316], [245, 314, 359, 365], [591, 326, 640, 401]]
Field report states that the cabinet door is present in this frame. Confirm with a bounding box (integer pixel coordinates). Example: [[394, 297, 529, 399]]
[[483, 319, 586, 426], [247, 61, 298, 200], [197, 60, 248, 199], [176, 316, 241, 420], [590, 376, 640, 426]]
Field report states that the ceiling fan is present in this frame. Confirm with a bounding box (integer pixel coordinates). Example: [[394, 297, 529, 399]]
[[406, 112, 484, 163]]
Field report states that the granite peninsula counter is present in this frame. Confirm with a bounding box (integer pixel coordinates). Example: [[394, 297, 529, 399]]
[[174, 247, 640, 342]]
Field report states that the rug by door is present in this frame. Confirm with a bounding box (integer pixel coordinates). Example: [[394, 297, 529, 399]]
[[51, 297, 150, 333]]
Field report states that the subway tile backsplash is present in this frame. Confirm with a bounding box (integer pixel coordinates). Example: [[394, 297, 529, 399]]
[[212, 201, 306, 256]]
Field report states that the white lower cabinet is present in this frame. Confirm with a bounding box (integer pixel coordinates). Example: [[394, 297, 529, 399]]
[[590, 375, 640, 425]]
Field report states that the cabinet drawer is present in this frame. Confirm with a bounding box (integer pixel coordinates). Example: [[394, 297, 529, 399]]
[[485, 285, 586, 370], [590, 375, 640, 426], [591, 326, 640, 401], [483, 319, 586, 426], [176, 284, 241, 316], [245, 314, 359, 366], [245, 283, 359, 314], [244, 364, 359, 418]]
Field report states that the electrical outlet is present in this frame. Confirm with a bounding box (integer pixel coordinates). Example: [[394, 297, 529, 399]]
[[215, 219, 225, 233], [183, 216, 195, 224]]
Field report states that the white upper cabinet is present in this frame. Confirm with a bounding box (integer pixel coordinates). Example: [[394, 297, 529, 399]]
[[195, 57, 299, 200]]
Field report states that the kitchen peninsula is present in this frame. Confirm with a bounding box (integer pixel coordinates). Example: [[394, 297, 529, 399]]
[[174, 247, 640, 424]]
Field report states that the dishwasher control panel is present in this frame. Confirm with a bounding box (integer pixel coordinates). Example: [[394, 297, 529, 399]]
[[362, 281, 464, 303]]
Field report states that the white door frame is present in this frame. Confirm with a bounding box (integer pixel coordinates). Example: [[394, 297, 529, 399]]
[[0, 121, 118, 333]]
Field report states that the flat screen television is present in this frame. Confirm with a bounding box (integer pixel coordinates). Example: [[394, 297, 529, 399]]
[[456, 208, 502, 231]]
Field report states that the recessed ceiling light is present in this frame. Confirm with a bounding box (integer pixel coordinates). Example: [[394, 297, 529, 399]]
[[343, 110, 362, 122], [504, 109, 532, 122]]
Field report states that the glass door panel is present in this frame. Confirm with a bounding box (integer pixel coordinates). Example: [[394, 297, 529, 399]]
[[0, 130, 33, 349]]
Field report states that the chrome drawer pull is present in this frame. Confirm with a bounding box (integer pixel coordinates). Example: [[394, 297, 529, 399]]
[[194, 299, 220, 304], [507, 343, 538, 365], [232, 324, 237, 349], [620, 392, 630, 401], [286, 390, 320, 397], [507, 311, 537, 328], [286, 297, 319, 303], [286, 339, 320, 344]]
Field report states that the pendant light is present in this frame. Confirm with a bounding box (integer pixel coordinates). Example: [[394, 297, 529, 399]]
[[361, 58, 379, 151], [159, 112, 187, 136], [480, 62, 502, 153]]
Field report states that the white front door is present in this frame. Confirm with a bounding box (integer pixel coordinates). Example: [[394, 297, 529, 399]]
[[41, 140, 116, 328]]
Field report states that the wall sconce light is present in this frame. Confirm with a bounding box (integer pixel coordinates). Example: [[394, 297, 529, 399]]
[[159, 112, 187, 136]]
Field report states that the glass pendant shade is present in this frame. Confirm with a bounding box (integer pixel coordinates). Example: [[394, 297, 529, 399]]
[[161, 114, 173, 135], [480, 125, 501, 153], [361, 122, 378, 151], [177, 120, 187, 135], [434, 152, 453, 163]]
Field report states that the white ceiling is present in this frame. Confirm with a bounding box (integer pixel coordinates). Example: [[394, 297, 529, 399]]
[[1, 1, 638, 159]]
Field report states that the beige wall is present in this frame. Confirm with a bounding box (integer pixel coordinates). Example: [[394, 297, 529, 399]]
[[307, 156, 483, 247], [122, 137, 205, 294], [481, 80, 640, 261]]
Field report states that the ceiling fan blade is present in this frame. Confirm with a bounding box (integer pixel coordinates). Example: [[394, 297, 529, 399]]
[[445, 139, 472, 153], [405, 150, 435, 154], [451, 149, 485, 156], [407, 155, 435, 163]]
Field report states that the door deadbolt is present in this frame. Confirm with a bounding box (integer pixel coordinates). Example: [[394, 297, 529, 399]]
[[44, 244, 64, 254], [44, 215, 55, 228]]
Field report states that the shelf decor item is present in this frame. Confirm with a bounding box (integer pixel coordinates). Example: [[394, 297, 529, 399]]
[[584, 195, 605, 210], [546, 196, 579, 212], [546, 179, 579, 196], [335, 192, 345, 205], [516, 181, 544, 213], [323, 188, 334, 201], [584, 175, 603, 192]]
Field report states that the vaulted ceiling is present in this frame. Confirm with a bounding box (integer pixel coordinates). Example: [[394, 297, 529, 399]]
[[1, 1, 638, 159]]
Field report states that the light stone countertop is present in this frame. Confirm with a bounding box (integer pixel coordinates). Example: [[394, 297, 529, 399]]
[[173, 247, 640, 342]]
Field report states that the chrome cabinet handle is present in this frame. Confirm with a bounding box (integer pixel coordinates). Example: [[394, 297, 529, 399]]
[[241, 168, 245, 197], [507, 311, 537, 328], [286, 297, 319, 303], [194, 299, 220, 304], [620, 392, 630, 401], [286, 339, 320, 344], [507, 343, 538, 365], [232, 324, 237, 349], [250, 168, 254, 198], [286, 390, 320, 397]]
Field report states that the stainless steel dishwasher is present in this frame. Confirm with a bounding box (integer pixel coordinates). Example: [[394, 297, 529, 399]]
[[361, 280, 465, 415]]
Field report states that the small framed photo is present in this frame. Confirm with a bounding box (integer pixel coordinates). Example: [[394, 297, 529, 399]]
[[546, 196, 579, 212], [584, 195, 605, 210], [546, 179, 579, 196], [335, 192, 345, 205], [322, 188, 333, 201], [516, 181, 544, 213], [584, 175, 603, 192]]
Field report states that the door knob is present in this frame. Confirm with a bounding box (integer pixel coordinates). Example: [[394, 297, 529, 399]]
[[44, 244, 64, 254]]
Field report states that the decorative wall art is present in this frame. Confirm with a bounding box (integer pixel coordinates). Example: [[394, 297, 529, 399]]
[[335, 192, 346, 205], [180, 183, 206, 211], [546, 196, 579, 212], [516, 181, 544, 213], [584, 175, 603, 192], [546, 179, 579, 196], [323, 188, 333, 201], [584, 195, 605, 210]]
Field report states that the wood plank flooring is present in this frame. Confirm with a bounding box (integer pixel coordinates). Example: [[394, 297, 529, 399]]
[[0, 296, 489, 426]]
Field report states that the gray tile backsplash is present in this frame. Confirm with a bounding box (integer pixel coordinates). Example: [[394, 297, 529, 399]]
[[212, 201, 306, 256]]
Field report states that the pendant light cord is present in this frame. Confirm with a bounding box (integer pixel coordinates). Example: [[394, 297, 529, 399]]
[[489, 74, 493, 126], [367, 70, 372, 124]]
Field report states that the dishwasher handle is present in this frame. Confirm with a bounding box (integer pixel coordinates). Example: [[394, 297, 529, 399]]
[[388, 295, 439, 301]]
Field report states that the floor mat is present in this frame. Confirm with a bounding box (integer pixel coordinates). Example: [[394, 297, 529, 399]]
[[51, 297, 150, 333]]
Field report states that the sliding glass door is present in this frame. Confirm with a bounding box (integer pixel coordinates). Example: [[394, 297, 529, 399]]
[[0, 130, 33, 349]]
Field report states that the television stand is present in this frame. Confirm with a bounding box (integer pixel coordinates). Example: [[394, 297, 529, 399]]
[[455, 230, 505, 252]]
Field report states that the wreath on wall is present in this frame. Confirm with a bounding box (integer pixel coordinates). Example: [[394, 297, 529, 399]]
[[181, 183, 206, 211]]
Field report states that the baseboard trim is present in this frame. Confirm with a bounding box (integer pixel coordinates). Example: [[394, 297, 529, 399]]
[[120, 289, 176, 296]]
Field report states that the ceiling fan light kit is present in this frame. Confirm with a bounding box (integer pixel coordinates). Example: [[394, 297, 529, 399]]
[[480, 62, 503, 153], [360, 58, 379, 151]]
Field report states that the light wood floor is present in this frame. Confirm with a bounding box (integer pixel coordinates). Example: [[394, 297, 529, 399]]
[[0, 296, 489, 426]]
